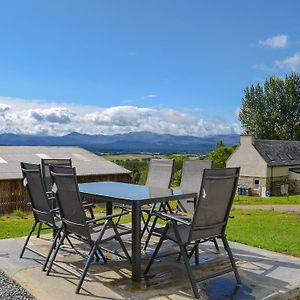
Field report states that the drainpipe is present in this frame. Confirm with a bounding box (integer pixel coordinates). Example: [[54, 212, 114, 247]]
[[270, 166, 273, 196]]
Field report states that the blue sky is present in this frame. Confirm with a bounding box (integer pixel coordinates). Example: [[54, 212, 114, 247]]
[[0, 0, 299, 136]]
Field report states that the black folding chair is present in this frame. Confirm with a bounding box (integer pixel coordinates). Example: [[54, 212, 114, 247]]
[[46, 165, 131, 294], [144, 167, 241, 299], [143, 160, 215, 251], [42, 158, 95, 215], [20, 162, 62, 271], [139, 158, 174, 236], [116, 158, 174, 231]]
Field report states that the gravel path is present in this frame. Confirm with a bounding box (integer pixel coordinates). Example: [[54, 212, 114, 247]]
[[0, 271, 34, 300], [234, 204, 300, 214]]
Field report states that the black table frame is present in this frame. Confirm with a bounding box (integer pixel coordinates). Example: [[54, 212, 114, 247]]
[[79, 181, 197, 283]]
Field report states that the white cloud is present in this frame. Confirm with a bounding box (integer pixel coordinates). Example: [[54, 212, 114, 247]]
[[0, 96, 241, 137], [29, 107, 74, 124], [0, 104, 11, 113], [141, 94, 158, 99], [274, 53, 300, 71], [253, 53, 300, 72], [259, 34, 288, 48]]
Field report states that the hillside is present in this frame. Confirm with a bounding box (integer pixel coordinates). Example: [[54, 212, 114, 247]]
[[0, 132, 239, 153]]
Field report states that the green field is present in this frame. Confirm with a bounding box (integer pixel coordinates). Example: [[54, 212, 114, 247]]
[[2, 207, 300, 257], [102, 154, 156, 161], [234, 194, 300, 205], [227, 209, 300, 257]]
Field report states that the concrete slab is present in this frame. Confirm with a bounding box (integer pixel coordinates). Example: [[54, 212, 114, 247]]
[[0, 234, 300, 299]]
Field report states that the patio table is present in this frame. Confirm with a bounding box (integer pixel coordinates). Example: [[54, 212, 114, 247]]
[[79, 181, 197, 283]]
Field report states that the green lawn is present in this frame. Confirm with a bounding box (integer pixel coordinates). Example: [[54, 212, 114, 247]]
[[2, 208, 300, 257], [234, 194, 300, 205], [227, 209, 300, 257], [0, 213, 38, 239]]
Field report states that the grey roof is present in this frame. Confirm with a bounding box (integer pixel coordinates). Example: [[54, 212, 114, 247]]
[[0, 146, 130, 180], [289, 168, 300, 174], [254, 139, 300, 166]]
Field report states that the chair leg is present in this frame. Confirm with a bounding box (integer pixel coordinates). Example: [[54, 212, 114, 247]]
[[20, 220, 38, 258], [222, 236, 241, 284], [42, 229, 61, 271], [111, 222, 131, 263], [143, 216, 158, 251], [96, 248, 107, 263], [76, 244, 97, 294], [36, 222, 43, 238], [212, 238, 220, 251], [194, 243, 200, 265], [115, 206, 127, 226], [172, 221, 200, 299], [46, 232, 66, 275], [88, 206, 95, 219], [140, 213, 152, 238], [144, 224, 169, 274], [66, 235, 75, 249]]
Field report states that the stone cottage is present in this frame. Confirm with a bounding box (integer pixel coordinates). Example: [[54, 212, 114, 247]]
[[226, 135, 300, 196]]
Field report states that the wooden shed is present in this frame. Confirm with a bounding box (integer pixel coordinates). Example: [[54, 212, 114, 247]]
[[0, 146, 131, 214]]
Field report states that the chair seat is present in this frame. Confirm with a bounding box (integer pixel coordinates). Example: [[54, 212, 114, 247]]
[[89, 225, 131, 243], [155, 223, 190, 245]]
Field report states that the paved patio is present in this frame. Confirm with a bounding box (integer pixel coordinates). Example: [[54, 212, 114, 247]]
[[0, 233, 300, 299]]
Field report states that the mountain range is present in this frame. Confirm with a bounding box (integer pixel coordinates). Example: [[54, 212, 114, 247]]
[[0, 132, 240, 153]]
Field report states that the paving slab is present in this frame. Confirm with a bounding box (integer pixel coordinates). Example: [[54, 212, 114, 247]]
[[0, 234, 300, 299]]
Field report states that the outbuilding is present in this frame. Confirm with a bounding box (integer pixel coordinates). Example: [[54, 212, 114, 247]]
[[0, 146, 131, 213]]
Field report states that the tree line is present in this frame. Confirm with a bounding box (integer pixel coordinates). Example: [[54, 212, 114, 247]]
[[239, 73, 300, 140], [112, 144, 235, 186]]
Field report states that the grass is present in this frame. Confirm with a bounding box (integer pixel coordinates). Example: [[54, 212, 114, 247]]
[[102, 154, 155, 161], [234, 194, 300, 205], [227, 209, 300, 257], [2, 206, 300, 257], [0, 212, 36, 239]]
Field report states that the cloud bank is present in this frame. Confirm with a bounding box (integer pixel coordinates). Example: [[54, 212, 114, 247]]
[[259, 34, 288, 48], [0, 96, 241, 137]]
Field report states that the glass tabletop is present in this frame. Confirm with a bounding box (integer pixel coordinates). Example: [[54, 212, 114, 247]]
[[79, 181, 196, 203]]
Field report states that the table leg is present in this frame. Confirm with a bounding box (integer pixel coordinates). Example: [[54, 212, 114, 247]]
[[131, 201, 141, 282], [106, 201, 113, 215]]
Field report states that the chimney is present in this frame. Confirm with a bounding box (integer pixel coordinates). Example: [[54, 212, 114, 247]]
[[240, 134, 254, 146]]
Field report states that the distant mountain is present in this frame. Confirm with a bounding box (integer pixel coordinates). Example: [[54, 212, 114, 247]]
[[0, 132, 240, 153]]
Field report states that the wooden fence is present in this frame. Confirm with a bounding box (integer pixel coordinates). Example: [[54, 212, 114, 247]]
[[0, 173, 130, 215]]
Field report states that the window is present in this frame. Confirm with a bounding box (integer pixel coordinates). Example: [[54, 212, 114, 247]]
[[266, 153, 275, 161], [253, 179, 260, 189]]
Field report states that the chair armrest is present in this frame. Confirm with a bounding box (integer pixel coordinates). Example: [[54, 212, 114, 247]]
[[83, 203, 95, 208], [86, 211, 129, 224], [50, 208, 60, 213], [154, 211, 191, 226]]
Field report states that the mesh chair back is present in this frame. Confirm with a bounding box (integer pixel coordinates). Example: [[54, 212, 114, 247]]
[[178, 160, 212, 213], [189, 167, 239, 242], [145, 158, 174, 188], [21, 162, 53, 224], [41, 158, 72, 192], [50, 165, 89, 239]]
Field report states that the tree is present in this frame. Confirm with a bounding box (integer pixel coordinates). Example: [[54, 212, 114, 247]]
[[206, 144, 237, 168], [239, 73, 300, 140]]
